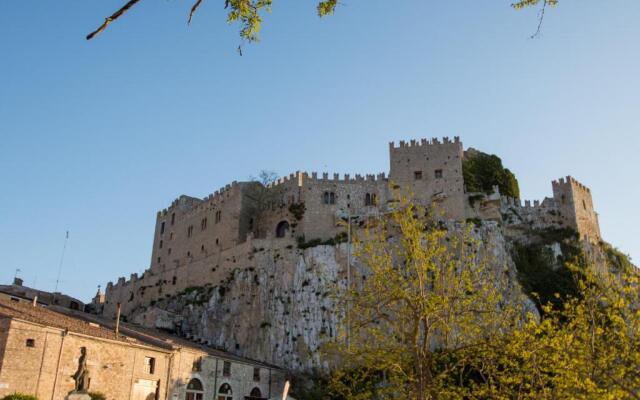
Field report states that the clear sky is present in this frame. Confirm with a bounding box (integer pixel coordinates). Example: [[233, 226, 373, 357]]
[[1, 1, 638, 302]]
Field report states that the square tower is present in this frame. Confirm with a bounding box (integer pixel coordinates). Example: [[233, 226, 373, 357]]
[[388, 137, 465, 220], [552, 176, 601, 242]]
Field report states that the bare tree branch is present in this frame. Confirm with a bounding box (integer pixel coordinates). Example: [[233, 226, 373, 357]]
[[530, 0, 548, 39], [86, 0, 143, 40], [188, 0, 204, 25]]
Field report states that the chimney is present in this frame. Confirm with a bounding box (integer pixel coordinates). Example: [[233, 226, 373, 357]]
[[115, 303, 121, 338]]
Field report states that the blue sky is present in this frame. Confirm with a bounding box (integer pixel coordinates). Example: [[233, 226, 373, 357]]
[[1, 1, 638, 302]]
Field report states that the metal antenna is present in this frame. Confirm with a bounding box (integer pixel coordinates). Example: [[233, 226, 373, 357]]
[[54, 230, 69, 293]]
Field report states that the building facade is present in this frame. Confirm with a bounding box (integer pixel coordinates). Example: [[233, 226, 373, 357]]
[[0, 298, 286, 400]]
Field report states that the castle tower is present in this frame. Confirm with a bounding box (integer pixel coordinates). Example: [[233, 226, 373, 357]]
[[388, 137, 465, 220], [552, 176, 601, 242]]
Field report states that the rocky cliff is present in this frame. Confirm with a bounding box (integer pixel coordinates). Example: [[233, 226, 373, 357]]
[[125, 221, 561, 372]]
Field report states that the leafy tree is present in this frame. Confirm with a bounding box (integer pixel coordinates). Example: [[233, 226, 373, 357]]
[[324, 198, 519, 400], [86, 1, 556, 45], [1, 395, 38, 400]]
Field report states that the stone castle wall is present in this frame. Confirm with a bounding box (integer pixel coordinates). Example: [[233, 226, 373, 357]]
[[102, 137, 602, 349]]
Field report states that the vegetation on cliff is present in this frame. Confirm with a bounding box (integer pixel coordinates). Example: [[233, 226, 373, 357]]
[[463, 150, 520, 198], [322, 201, 640, 400]]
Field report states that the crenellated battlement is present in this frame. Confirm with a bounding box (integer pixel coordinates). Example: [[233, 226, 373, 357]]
[[158, 181, 243, 217], [302, 171, 387, 184], [389, 136, 461, 150], [552, 175, 591, 193]]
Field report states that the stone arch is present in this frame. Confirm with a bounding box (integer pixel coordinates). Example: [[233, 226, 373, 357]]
[[218, 383, 232, 400], [249, 387, 263, 399], [186, 378, 204, 400]]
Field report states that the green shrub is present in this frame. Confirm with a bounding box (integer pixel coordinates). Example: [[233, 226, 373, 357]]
[[1, 394, 38, 400], [463, 151, 520, 198]]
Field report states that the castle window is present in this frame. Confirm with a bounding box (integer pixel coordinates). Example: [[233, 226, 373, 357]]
[[248, 218, 254, 231], [160, 221, 165, 234], [172, 276, 177, 285], [170, 232, 174, 240], [434, 169, 443, 179], [365, 193, 372, 206], [276, 221, 290, 238], [323, 191, 329, 204], [171, 212, 175, 225], [159, 240, 163, 249], [26, 338, 35, 347], [253, 367, 260, 382], [168, 248, 172, 255], [561, 194, 566, 205], [143, 356, 156, 374], [201, 218, 208, 230], [250, 387, 262, 399], [372, 194, 377, 205], [216, 238, 219, 245], [222, 361, 231, 377], [218, 383, 232, 400], [323, 191, 336, 205], [157, 257, 161, 263], [414, 171, 423, 180], [583, 200, 587, 210], [215, 210, 222, 223], [187, 225, 194, 238], [201, 245, 205, 252]]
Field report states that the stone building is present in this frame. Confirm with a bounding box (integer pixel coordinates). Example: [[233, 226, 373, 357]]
[[0, 298, 286, 400], [99, 136, 602, 366]]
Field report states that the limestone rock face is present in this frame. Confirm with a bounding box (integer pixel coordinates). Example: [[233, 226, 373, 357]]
[[128, 222, 540, 372]]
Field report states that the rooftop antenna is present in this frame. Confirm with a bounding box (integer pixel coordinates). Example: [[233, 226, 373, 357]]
[[54, 230, 69, 294]]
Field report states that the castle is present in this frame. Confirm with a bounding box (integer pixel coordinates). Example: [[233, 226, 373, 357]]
[[100, 137, 601, 323]]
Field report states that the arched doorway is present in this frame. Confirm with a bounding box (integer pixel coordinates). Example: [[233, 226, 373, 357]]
[[275, 221, 289, 238], [185, 378, 203, 400], [217, 383, 232, 400]]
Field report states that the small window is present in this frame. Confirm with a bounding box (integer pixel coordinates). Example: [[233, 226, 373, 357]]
[[222, 361, 231, 377], [365, 193, 372, 206], [171, 212, 175, 225], [168, 248, 172, 255], [157, 257, 161, 263], [144, 356, 156, 374], [201, 218, 207, 230], [434, 169, 443, 179], [187, 225, 194, 238], [160, 221, 165, 234], [276, 221, 290, 238], [414, 171, 423, 180], [170, 232, 174, 240], [329, 192, 335, 204], [582, 199, 587, 210], [253, 367, 260, 382], [201, 245, 205, 252], [159, 240, 163, 249], [323, 191, 330, 204], [172, 276, 177, 285], [215, 210, 222, 223], [26, 339, 35, 347]]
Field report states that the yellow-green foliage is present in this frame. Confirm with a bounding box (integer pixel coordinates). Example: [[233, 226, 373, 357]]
[[324, 199, 640, 400]]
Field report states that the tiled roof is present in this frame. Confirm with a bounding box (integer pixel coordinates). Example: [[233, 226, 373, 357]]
[[0, 297, 283, 370], [0, 297, 126, 343]]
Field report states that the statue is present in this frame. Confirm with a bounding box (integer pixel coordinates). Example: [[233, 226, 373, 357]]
[[72, 347, 91, 393]]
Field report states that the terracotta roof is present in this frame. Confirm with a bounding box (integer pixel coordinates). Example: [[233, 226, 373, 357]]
[[0, 297, 126, 343]]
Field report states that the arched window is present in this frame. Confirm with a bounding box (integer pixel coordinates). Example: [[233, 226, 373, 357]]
[[276, 221, 290, 238], [365, 193, 371, 206], [186, 378, 203, 400], [217, 383, 232, 400], [249, 387, 263, 399], [323, 191, 329, 204]]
